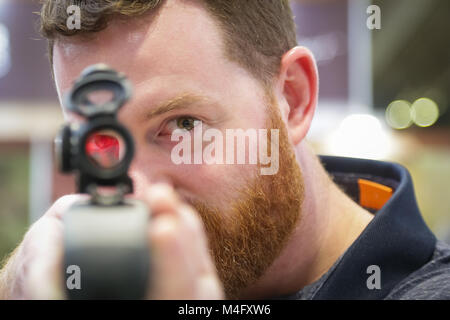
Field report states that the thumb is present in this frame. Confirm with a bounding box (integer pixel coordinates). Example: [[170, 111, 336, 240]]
[[26, 216, 65, 300]]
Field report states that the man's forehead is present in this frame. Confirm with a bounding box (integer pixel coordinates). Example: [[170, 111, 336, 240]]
[[53, 0, 224, 99]]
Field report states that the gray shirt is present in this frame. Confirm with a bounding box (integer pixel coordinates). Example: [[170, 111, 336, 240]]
[[282, 241, 450, 300]]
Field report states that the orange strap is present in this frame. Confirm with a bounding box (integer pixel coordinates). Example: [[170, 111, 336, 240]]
[[358, 178, 393, 210]]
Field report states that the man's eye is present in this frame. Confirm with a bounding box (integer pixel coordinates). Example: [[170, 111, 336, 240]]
[[176, 117, 200, 131], [158, 116, 202, 137]]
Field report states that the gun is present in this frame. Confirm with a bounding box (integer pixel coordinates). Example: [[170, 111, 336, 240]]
[[55, 64, 150, 299]]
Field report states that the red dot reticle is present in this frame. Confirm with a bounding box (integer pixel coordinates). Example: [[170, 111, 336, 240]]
[[85, 133, 122, 169]]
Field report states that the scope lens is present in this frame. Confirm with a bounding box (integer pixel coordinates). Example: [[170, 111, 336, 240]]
[[85, 130, 126, 169]]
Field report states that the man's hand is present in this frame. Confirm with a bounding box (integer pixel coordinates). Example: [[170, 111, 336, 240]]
[[0, 184, 223, 299], [145, 184, 223, 299], [0, 195, 79, 299]]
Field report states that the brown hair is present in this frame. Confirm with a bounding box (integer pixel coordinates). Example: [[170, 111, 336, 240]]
[[39, 0, 297, 86]]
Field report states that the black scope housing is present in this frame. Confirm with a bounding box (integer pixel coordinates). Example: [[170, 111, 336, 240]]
[[55, 64, 135, 196]]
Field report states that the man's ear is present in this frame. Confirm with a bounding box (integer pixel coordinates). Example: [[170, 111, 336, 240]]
[[277, 46, 318, 145]]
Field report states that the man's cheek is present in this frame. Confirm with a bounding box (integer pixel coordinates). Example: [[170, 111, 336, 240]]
[[183, 164, 249, 205]]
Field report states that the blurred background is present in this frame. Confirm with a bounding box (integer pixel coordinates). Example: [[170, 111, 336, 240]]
[[0, 0, 449, 262]]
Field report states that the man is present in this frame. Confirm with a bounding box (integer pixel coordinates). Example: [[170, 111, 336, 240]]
[[1, 0, 449, 299]]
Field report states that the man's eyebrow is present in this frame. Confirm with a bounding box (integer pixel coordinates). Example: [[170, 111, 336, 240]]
[[143, 93, 211, 121]]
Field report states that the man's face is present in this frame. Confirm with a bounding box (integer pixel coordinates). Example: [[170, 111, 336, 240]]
[[53, 0, 304, 298]]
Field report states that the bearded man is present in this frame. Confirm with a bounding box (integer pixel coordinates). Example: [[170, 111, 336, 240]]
[[1, 0, 449, 300]]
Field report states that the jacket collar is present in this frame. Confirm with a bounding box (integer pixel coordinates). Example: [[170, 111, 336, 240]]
[[312, 156, 436, 299]]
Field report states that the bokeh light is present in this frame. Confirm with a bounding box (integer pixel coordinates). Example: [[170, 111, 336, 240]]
[[411, 98, 439, 127], [386, 100, 412, 129], [326, 114, 392, 160]]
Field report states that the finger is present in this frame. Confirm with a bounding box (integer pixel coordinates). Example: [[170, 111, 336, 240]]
[[177, 204, 217, 276], [144, 184, 222, 299], [148, 200, 222, 299], [144, 184, 215, 276], [177, 205, 223, 299], [25, 216, 65, 299], [44, 194, 88, 220], [145, 184, 181, 218], [196, 274, 224, 300], [149, 215, 197, 299], [24, 194, 86, 299]]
